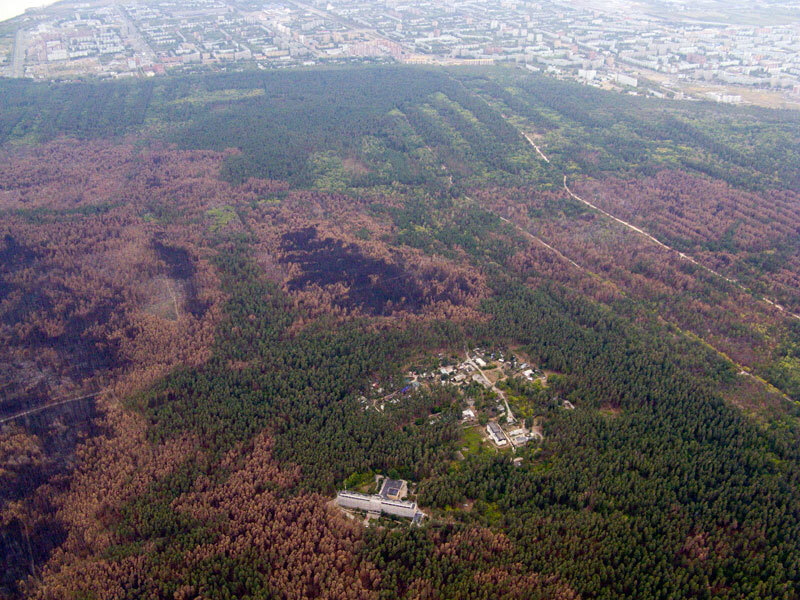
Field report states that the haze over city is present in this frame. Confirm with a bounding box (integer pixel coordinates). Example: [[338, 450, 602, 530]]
[[0, 0, 56, 23], [2, 0, 799, 108]]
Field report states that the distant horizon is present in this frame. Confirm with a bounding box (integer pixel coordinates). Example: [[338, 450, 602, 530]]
[[0, 0, 58, 24]]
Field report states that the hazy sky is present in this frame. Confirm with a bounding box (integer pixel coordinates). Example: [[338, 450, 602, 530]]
[[0, 0, 57, 23]]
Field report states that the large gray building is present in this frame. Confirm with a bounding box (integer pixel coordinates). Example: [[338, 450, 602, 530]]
[[335, 490, 422, 520]]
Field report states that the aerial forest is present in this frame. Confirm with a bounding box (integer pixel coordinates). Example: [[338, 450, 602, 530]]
[[1, 65, 800, 600]]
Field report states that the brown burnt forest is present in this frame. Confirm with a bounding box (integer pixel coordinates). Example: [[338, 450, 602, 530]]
[[2, 66, 800, 600]]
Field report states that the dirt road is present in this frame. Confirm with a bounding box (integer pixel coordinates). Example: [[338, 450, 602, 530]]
[[0, 392, 102, 425], [498, 215, 584, 271], [562, 175, 800, 321], [465, 347, 515, 424], [522, 132, 550, 163], [517, 128, 799, 321]]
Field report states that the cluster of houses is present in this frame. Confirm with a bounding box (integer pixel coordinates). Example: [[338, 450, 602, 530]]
[[339, 350, 568, 523], [421, 348, 544, 389], [484, 419, 541, 449], [361, 347, 550, 451]]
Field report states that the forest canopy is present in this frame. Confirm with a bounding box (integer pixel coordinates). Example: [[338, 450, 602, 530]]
[[1, 65, 800, 600]]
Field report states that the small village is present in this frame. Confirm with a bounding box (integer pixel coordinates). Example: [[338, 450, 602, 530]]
[[342, 346, 580, 524], [335, 347, 575, 526], [360, 346, 575, 452]]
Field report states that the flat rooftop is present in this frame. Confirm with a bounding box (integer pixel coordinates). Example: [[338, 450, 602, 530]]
[[380, 478, 405, 499]]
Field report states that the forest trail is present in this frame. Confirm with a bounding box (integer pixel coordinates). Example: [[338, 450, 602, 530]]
[[465, 191, 586, 272], [501, 198, 786, 397], [166, 279, 181, 321], [464, 346, 516, 424], [500, 132, 800, 402], [522, 132, 550, 163], [497, 215, 584, 271], [562, 176, 800, 321], [517, 128, 799, 321], [512, 132, 800, 320], [562, 176, 674, 253], [0, 391, 102, 425]]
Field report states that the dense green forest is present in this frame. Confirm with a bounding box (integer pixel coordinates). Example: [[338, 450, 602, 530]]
[[459, 68, 800, 190], [2, 65, 800, 599], [3, 65, 799, 189]]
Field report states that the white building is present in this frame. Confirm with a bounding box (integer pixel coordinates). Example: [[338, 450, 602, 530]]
[[48, 49, 68, 61], [486, 422, 508, 446], [336, 491, 422, 519], [615, 73, 638, 87]]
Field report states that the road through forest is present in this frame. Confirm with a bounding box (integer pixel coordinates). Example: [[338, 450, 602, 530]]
[[464, 346, 516, 424], [0, 392, 102, 425], [518, 131, 800, 321]]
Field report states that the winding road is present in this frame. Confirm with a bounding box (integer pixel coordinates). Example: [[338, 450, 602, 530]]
[[517, 130, 800, 322], [464, 347, 516, 424]]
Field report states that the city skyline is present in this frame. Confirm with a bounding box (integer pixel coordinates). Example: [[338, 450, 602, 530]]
[[2, 0, 798, 109]]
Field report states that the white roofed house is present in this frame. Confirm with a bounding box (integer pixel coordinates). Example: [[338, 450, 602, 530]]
[[486, 421, 508, 446]]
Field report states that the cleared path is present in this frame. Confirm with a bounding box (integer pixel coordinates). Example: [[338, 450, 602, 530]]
[[1, 392, 102, 425], [562, 175, 800, 321], [522, 132, 550, 163], [498, 215, 584, 271], [464, 346, 515, 424], [517, 128, 799, 321]]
